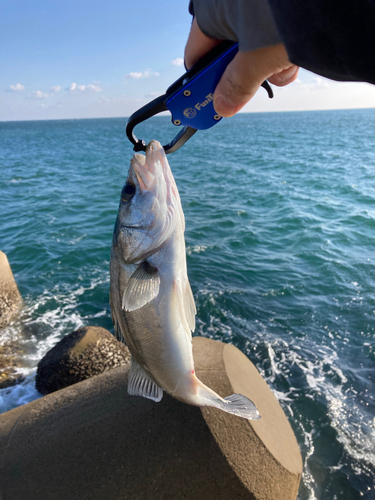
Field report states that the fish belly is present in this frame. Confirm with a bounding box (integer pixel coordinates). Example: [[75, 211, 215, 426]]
[[122, 285, 194, 397]]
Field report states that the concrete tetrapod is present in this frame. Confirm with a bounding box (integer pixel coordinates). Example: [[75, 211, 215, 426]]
[[0, 251, 24, 388], [0, 251, 22, 330], [0, 337, 302, 500], [36, 326, 131, 395]]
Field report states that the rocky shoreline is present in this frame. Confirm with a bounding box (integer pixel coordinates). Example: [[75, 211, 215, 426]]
[[0, 251, 302, 499]]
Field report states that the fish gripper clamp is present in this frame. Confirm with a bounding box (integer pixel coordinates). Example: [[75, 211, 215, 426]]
[[126, 41, 273, 154]]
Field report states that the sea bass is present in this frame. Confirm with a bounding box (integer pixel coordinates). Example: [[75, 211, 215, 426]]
[[110, 140, 260, 419]]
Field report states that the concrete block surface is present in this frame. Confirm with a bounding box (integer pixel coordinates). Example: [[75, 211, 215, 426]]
[[35, 326, 131, 394], [0, 251, 21, 330], [0, 337, 302, 500]]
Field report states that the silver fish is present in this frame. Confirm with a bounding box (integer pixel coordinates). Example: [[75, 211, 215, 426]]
[[110, 140, 260, 419]]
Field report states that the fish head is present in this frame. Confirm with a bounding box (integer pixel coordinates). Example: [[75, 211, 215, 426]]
[[113, 140, 184, 264]]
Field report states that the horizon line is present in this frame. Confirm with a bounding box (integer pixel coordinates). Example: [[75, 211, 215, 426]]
[[1, 106, 374, 123]]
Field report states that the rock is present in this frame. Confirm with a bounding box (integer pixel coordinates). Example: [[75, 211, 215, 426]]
[[0, 251, 22, 330], [0, 337, 302, 500], [0, 341, 25, 389], [35, 326, 131, 395]]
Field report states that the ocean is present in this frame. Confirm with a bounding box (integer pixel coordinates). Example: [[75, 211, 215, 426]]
[[1, 109, 374, 499]]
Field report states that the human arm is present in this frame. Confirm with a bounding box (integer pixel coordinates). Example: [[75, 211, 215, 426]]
[[185, 0, 375, 117], [185, 0, 299, 117]]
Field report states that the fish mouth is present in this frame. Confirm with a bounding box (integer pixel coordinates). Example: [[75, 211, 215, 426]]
[[131, 141, 167, 193], [131, 150, 155, 192]]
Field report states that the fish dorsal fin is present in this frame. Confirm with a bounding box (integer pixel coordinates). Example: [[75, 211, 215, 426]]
[[122, 261, 160, 312], [111, 308, 123, 343], [183, 280, 196, 333], [110, 291, 125, 343], [128, 356, 163, 402]]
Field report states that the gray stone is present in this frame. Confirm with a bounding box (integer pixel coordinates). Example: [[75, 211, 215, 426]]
[[35, 325, 131, 395]]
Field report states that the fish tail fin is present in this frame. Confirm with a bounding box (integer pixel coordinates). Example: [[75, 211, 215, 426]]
[[196, 379, 260, 420]]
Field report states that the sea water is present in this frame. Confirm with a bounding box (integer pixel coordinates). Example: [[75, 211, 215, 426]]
[[0, 110, 374, 499]]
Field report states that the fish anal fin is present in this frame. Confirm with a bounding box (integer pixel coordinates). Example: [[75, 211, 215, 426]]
[[128, 357, 163, 402], [122, 261, 160, 312]]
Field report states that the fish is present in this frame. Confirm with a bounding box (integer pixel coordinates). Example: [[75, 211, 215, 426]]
[[109, 140, 260, 419]]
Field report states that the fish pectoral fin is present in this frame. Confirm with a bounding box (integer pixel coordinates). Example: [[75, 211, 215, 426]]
[[122, 261, 160, 312], [128, 356, 163, 402]]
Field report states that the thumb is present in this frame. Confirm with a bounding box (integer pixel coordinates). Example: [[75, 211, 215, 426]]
[[213, 44, 297, 117]]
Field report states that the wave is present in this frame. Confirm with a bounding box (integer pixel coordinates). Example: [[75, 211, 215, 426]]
[[194, 286, 375, 500], [0, 268, 111, 414]]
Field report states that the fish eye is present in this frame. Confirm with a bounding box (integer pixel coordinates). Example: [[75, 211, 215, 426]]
[[121, 182, 136, 202]]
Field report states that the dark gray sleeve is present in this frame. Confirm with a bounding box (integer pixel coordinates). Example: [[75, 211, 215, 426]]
[[267, 0, 375, 85], [189, 0, 375, 86], [190, 0, 282, 52]]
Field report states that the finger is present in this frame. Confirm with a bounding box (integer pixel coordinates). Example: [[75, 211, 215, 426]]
[[213, 44, 295, 117], [268, 65, 299, 86], [185, 18, 221, 69], [213, 51, 268, 117]]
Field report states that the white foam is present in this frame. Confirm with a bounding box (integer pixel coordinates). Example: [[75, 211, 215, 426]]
[[0, 373, 41, 414], [186, 245, 208, 255], [0, 270, 110, 415], [194, 293, 375, 497]]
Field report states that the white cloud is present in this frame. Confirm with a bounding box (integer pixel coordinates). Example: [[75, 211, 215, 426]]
[[171, 58, 184, 67], [292, 76, 330, 91], [67, 82, 102, 92], [9, 83, 25, 92], [28, 90, 50, 99], [50, 86, 61, 92], [126, 70, 160, 79], [240, 69, 375, 113], [98, 96, 111, 103]]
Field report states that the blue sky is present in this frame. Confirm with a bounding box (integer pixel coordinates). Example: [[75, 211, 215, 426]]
[[2, 0, 375, 121]]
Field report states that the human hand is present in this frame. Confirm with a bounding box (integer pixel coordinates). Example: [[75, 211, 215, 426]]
[[184, 18, 299, 117]]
